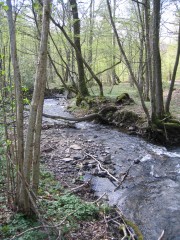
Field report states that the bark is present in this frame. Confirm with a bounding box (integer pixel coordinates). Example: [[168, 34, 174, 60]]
[[6, 0, 24, 207], [112, 0, 118, 85], [69, 0, 89, 97], [136, 2, 144, 93], [88, 0, 94, 68], [22, 0, 51, 214], [165, 21, 180, 113], [152, 0, 164, 119]]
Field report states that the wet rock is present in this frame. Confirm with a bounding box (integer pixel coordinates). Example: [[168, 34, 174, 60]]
[[70, 144, 82, 150], [134, 159, 140, 164], [98, 171, 107, 177]]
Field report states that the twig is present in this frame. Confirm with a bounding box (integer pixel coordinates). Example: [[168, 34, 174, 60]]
[[91, 193, 107, 204], [121, 224, 128, 240], [85, 153, 119, 183], [158, 230, 165, 240], [114, 163, 133, 191], [67, 179, 92, 193], [116, 208, 136, 240]]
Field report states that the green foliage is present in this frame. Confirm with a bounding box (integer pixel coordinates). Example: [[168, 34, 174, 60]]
[[42, 193, 99, 221], [0, 2, 9, 11], [38, 169, 100, 235], [0, 213, 55, 240]]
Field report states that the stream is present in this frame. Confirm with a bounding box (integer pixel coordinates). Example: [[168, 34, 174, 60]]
[[43, 98, 180, 240]]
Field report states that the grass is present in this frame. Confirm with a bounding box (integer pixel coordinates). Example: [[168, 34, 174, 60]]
[[89, 82, 180, 120]]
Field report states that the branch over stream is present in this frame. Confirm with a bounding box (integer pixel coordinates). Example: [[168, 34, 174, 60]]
[[41, 106, 117, 122]]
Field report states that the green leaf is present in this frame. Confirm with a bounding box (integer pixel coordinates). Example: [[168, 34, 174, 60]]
[[2, 5, 8, 11]]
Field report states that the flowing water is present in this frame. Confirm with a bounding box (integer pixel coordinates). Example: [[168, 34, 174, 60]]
[[43, 98, 180, 240]]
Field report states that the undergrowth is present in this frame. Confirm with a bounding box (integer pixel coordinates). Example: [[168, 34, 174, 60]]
[[0, 169, 103, 239]]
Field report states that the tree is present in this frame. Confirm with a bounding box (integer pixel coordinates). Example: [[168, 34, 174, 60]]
[[69, 0, 89, 97], [6, 0, 24, 208], [152, 0, 164, 119], [6, 0, 51, 214], [165, 20, 180, 113]]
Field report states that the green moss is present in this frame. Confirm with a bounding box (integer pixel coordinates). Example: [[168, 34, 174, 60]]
[[124, 219, 144, 240], [154, 119, 180, 129]]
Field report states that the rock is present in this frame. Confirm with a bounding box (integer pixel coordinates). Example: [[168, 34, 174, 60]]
[[128, 126, 136, 131], [134, 159, 140, 164], [43, 147, 54, 153], [70, 144, 82, 150], [103, 154, 112, 164], [91, 168, 99, 175], [98, 171, 107, 177], [88, 163, 96, 168], [61, 157, 73, 162], [73, 155, 83, 160]]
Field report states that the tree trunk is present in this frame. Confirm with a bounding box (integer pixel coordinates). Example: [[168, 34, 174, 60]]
[[152, 0, 164, 119], [143, 0, 151, 102], [6, 0, 24, 208], [21, 0, 51, 214], [69, 0, 89, 97], [165, 21, 180, 113], [112, 0, 118, 85]]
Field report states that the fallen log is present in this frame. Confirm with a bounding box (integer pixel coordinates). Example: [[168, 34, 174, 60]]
[[41, 106, 117, 123], [42, 112, 103, 122]]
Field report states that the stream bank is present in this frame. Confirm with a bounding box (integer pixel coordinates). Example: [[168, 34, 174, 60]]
[[41, 98, 180, 240]]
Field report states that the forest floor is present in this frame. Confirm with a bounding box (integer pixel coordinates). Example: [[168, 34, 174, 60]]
[[1, 82, 180, 239]]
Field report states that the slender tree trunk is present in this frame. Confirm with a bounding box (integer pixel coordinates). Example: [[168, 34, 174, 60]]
[[88, 0, 94, 68], [69, 0, 89, 97], [6, 0, 24, 208], [143, 0, 151, 102], [165, 21, 180, 113], [152, 0, 164, 119], [22, 0, 51, 214], [112, 0, 118, 85]]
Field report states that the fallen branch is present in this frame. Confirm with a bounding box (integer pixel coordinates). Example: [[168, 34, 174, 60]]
[[42, 112, 102, 122], [91, 193, 107, 204], [114, 163, 133, 191], [85, 153, 119, 183], [67, 179, 92, 193]]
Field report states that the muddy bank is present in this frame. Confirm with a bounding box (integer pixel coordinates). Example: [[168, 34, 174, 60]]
[[41, 98, 180, 240]]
